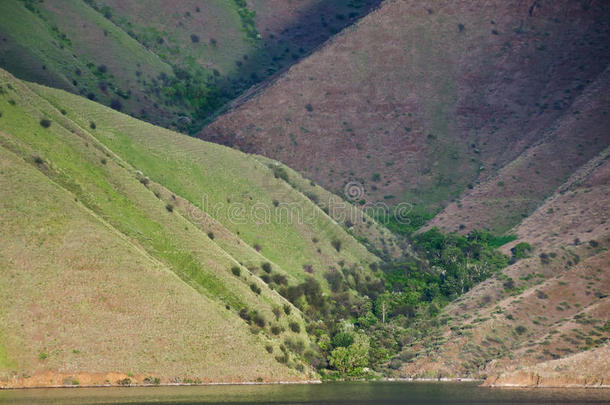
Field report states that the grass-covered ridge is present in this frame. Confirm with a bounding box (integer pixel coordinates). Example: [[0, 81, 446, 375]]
[[0, 68, 405, 384]]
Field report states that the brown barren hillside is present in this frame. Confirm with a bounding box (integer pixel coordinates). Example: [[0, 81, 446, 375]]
[[200, 0, 610, 228], [396, 148, 610, 382]]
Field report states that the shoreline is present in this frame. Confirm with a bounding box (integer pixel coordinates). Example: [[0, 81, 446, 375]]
[[3, 376, 609, 390]]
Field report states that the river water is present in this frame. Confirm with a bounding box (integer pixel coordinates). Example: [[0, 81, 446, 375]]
[[1, 381, 609, 404]]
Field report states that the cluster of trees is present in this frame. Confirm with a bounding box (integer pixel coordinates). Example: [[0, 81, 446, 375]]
[[272, 228, 512, 378]]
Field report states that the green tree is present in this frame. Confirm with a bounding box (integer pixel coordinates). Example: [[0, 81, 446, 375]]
[[329, 334, 370, 376]]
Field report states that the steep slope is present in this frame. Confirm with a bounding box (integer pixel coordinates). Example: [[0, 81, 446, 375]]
[[395, 147, 610, 382], [200, 0, 610, 232], [0, 68, 395, 387], [0, 0, 383, 132], [0, 144, 297, 386]]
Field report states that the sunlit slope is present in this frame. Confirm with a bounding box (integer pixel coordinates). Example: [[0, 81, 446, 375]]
[[0, 68, 396, 384], [29, 80, 386, 286], [0, 144, 297, 384], [0, 68, 333, 384]]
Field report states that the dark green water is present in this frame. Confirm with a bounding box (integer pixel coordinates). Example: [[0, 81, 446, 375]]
[[1, 382, 609, 405]]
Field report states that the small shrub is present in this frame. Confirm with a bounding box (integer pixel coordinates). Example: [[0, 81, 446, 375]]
[[539, 252, 550, 264], [305, 103, 314, 112], [165, 203, 174, 212], [252, 312, 266, 327], [283, 304, 292, 315], [261, 274, 271, 284], [97, 64, 107, 74], [265, 345, 273, 353], [38, 352, 48, 361], [303, 264, 314, 274], [239, 308, 251, 322], [90, 121, 96, 129], [511, 242, 532, 259], [536, 290, 549, 299], [331, 239, 342, 252], [272, 199, 279, 207], [139, 177, 150, 186], [503, 278, 515, 291], [262, 262, 272, 273], [190, 34, 200, 43], [40, 118, 52, 128], [207, 231, 215, 240], [289, 322, 301, 333], [101, 158, 107, 165], [515, 325, 527, 335], [270, 325, 282, 335], [253, 243, 262, 252], [60, 109, 67, 115], [272, 306, 282, 319], [271, 165, 289, 182], [272, 273, 288, 285], [33, 155, 44, 165], [589, 240, 599, 248], [231, 266, 241, 276], [117, 378, 131, 386], [250, 283, 261, 295]]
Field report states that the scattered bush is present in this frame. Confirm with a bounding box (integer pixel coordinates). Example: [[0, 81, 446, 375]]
[[231, 266, 241, 276], [90, 121, 96, 129], [165, 203, 174, 212], [253, 243, 262, 252], [331, 239, 342, 252], [250, 283, 261, 295], [271, 165, 289, 182], [283, 304, 292, 315], [515, 325, 527, 335], [272, 306, 282, 319], [33, 155, 44, 165], [272, 273, 288, 285], [262, 262, 272, 273], [190, 34, 200, 43], [265, 345, 273, 353], [289, 322, 301, 333], [60, 109, 67, 115], [536, 290, 549, 299], [117, 378, 131, 386], [252, 312, 266, 327], [270, 325, 282, 335], [502, 278, 515, 291], [40, 118, 52, 128], [100, 158, 107, 165], [207, 231, 214, 240], [511, 242, 532, 259], [539, 252, 550, 264], [239, 308, 251, 322]]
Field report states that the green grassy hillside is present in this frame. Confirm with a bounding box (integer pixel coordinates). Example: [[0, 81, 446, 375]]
[[0, 68, 395, 386]]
